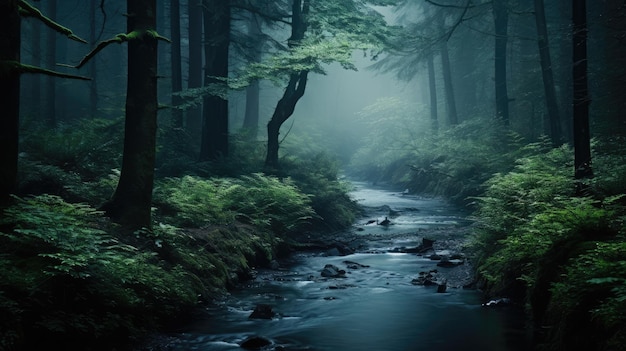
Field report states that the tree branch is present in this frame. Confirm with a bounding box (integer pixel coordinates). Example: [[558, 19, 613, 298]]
[[231, 3, 292, 25], [74, 30, 169, 69], [2, 61, 91, 80], [18, 0, 88, 43]]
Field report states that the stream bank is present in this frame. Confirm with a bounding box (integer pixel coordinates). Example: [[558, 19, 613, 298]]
[[141, 182, 531, 351]]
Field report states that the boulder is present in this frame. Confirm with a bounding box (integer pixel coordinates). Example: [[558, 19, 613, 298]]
[[411, 270, 442, 287], [249, 304, 275, 319], [343, 260, 370, 269], [321, 264, 346, 278], [240, 335, 272, 350]]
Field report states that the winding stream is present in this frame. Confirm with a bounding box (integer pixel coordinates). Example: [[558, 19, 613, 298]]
[[163, 182, 531, 351]]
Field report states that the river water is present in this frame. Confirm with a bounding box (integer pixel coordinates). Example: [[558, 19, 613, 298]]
[[163, 182, 531, 351]]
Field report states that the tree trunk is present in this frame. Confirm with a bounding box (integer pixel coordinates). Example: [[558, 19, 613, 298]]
[[265, 71, 308, 168], [534, 0, 561, 145], [102, 0, 159, 230], [242, 14, 262, 139], [243, 80, 260, 139], [493, 0, 509, 125], [45, 0, 57, 127], [170, 0, 183, 128], [89, 0, 98, 118], [0, 0, 20, 207], [427, 53, 438, 133], [187, 0, 203, 141], [199, 0, 230, 161], [572, 0, 592, 180], [440, 41, 458, 126], [264, 0, 310, 169]]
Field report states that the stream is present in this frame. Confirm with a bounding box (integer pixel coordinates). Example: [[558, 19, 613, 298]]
[[160, 182, 531, 351]]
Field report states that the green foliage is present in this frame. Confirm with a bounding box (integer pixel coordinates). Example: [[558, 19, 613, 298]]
[[349, 99, 526, 204], [470, 141, 626, 349], [153, 174, 316, 235], [18, 118, 123, 205], [20, 118, 122, 180], [0, 195, 125, 278], [283, 153, 362, 230], [546, 239, 626, 349], [0, 195, 207, 349]]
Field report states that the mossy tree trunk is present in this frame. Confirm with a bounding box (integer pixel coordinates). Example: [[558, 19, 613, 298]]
[[0, 0, 20, 208], [199, 0, 230, 161], [265, 0, 310, 169], [102, 0, 158, 230]]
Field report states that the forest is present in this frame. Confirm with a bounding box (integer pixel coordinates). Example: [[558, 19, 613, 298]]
[[0, 0, 625, 350]]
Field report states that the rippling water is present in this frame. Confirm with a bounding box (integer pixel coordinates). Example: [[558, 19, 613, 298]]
[[164, 182, 531, 351]]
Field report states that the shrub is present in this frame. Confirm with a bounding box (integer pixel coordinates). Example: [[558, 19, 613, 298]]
[[153, 174, 316, 235], [0, 195, 205, 349]]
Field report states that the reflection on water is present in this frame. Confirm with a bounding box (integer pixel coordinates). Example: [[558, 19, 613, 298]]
[[166, 183, 531, 351]]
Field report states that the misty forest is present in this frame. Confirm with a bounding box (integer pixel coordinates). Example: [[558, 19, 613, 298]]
[[1, 0, 625, 350]]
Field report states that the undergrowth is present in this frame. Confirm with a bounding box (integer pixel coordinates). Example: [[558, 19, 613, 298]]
[[470, 140, 626, 350]]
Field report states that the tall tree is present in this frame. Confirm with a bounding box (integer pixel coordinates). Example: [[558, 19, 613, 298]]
[[1, 0, 87, 207], [440, 40, 458, 126], [187, 0, 203, 140], [534, 0, 561, 145], [260, 0, 398, 168], [265, 0, 310, 169], [170, 0, 183, 128], [572, 0, 592, 180], [0, 0, 21, 208], [427, 53, 438, 132], [100, 0, 160, 229], [493, 0, 509, 125], [199, 0, 230, 161], [89, 0, 98, 117], [241, 13, 263, 139], [44, 0, 57, 127]]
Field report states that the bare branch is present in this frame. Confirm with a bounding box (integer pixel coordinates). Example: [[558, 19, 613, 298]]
[[18, 0, 88, 44], [2, 61, 91, 80], [74, 30, 169, 69], [74, 33, 129, 69]]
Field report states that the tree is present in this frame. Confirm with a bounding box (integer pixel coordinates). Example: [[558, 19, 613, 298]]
[[170, 0, 183, 128], [261, 0, 397, 169], [265, 0, 310, 169], [44, 0, 57, 127], [0, 0, 21, 208], [89, 0, 98, 118], [493, 0, 509, 125], [440, 40, 458, 126], [199, 0, 231, 161], [241, 13, 263, 139], [90, 0, 163, 229], [187, 0, 203, 141], [427, 53, 438, 132], [572, 0, 592, 181], [0, 0, 88, 208], [533, 0, 561, 145]]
